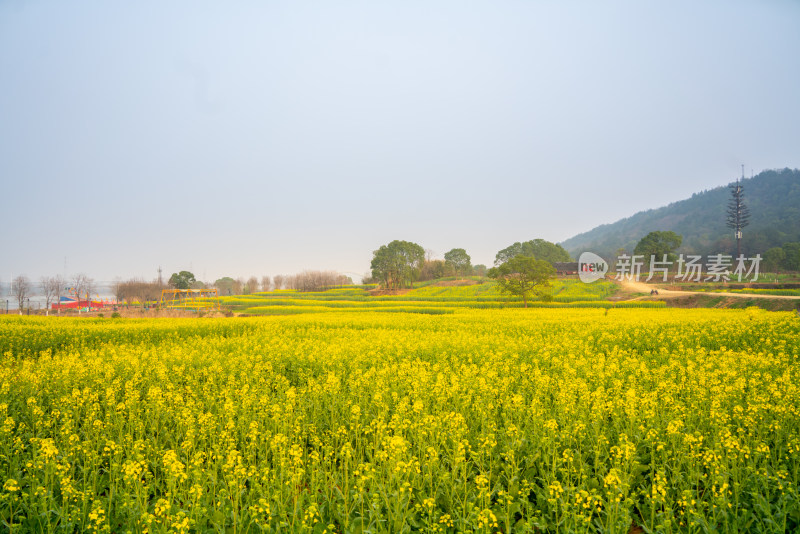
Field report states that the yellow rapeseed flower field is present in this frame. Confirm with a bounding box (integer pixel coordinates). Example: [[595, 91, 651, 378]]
[[1, 308, 798, 533]]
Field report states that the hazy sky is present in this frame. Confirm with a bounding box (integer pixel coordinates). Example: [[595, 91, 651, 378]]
[[2, 0, 799, 284]]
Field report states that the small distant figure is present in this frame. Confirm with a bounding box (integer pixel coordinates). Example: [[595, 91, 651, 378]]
[[650, 289, 655, 295], [655, 289, 659, 295]]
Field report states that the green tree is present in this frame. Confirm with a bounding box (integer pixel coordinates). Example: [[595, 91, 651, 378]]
[[473, 264, 488, 277], [763, 247, 786, 274], [444, 248, 472, 276], [488, 255, 555, 308], [214, 277, 236, 296], [420, 260, 452, 281], [782, 242, 800, 271], [370, 240, 425, 290], [633, 231, 683, 263], [495, 239, 571, 266], [169, 271, 196, 290]]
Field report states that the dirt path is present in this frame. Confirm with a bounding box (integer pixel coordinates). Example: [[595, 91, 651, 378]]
[[619, 279, 800, 300]]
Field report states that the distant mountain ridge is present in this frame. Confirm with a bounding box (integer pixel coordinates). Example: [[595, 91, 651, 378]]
[[560, 168, 800, 261]]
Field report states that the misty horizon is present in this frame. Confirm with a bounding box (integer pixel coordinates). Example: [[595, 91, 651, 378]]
[[2, 1, 799, 283]]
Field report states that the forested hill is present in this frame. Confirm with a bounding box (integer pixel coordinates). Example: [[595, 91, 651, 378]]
[[560, 168, 800, 260]]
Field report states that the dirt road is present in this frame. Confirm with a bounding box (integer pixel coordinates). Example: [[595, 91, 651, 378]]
[[619, 279, 800, 301]]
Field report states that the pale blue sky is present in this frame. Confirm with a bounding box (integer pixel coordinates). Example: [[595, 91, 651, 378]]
[[2, 0, 799, 284]]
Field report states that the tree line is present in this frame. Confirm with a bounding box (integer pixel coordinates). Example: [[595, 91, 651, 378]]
[[210, 272, 353, 295], [624, 231, 800, 274], [2, 268, 357, 311], [367, 238, 571, 306], [5, 274, 93, 314], [367, 238, 570, 290], [118, 270, 354, 300], [762, 242, 800, 273]]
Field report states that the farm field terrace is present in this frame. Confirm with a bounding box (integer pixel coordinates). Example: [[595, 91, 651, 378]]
[[1, 309, 799, 533], [216, 279, 662, 316]]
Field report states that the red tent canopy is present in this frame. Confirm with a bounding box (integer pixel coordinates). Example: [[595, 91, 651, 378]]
[[51, 300, 105, 310]]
